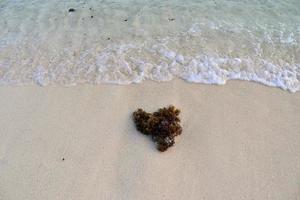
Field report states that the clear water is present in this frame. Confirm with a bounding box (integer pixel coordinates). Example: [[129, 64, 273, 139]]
[[0, 0, 300, 92]]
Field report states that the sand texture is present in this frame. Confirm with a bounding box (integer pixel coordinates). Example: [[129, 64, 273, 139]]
[[0, 80, 299, 200]]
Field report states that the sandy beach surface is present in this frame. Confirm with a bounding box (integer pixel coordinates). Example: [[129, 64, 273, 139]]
[[0, 79, 299, 200]]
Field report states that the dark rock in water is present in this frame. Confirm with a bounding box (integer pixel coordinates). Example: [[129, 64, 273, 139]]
[[68, 8, 76, 12], [124, 19, 128, 22], [168, 18, 175, 21], [91, 15, 94, 18], [132, 105, 182, 152], [107, 37, 111, 40]]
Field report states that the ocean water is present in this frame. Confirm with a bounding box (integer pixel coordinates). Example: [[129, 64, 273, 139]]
[[0, 0, 299, 92]]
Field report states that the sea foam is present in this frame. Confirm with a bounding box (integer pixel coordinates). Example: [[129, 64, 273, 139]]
[[0, 0, 299, 92]]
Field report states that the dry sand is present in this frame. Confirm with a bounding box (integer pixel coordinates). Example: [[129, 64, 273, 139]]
[[0, 79, 299, 200]]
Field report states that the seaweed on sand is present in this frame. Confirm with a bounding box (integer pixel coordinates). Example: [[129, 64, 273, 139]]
[[132, 105, 182, 152]]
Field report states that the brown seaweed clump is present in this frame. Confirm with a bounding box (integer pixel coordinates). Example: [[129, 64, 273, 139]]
[[132, 105, 182, 152]]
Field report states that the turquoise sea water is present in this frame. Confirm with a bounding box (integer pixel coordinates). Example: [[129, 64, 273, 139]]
[[0, 0, 299, 91]]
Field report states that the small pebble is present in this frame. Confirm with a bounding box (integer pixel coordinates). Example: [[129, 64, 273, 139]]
[[168, 18, 175, 21], [68, 8, 76, 12], [91, 15, 94, 18]]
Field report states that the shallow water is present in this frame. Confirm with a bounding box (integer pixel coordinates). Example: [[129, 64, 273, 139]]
[[0, 0, 299, 91]]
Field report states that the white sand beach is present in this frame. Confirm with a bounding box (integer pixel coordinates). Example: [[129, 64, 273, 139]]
[[0, 80, 299, 200]]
